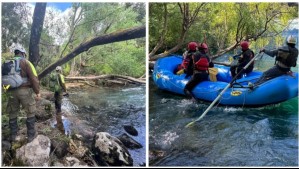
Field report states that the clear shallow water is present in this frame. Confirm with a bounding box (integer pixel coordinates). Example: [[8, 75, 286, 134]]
[[63, 86, 146, 166], [149, 59, 298, 166]]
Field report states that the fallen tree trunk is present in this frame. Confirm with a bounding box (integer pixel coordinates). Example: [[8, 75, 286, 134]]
[[65, 75, 146, 84], [38, 26, 145, 79]]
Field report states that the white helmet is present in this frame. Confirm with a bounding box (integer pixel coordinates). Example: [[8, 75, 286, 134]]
[[56, 66, 62, 72], [287, 35, 296, 44], [14, 47, 26, 54]]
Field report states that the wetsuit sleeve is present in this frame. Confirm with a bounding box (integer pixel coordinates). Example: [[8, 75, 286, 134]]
[[264, 49, 278, 58], [25, 60, 40, 94], [58, 74, 67, 92]]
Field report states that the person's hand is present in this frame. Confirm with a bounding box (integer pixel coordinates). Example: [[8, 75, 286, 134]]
[[63, 92, 69, 97], [35, 93, 41, 100]]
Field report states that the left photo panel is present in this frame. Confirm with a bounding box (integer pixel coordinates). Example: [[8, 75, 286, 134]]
[[1, 2, 146, 167]]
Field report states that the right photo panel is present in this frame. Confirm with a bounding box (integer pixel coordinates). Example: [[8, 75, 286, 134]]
[[149, 2, 298, 167]]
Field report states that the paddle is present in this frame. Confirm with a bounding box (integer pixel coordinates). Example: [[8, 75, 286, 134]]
[[185, 52, 263, 128]]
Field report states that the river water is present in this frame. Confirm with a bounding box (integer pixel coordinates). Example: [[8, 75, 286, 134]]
[[149, 58, 298, 166], [62, 85, 146, 166]]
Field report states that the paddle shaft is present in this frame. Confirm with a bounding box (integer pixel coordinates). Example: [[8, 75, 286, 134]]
[[185, 52, 262, 127]]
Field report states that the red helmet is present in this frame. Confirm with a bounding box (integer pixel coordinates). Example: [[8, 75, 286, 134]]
[[188, 42, 197, 51], [198, 42, 208, 49], [198, 42, 208, 53], [240, 41, 249, 50]]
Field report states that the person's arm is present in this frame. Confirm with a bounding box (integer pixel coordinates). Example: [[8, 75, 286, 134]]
[[262, 49, 278, 57], [24, 60, 40, 95], [58, 74, 67, 92]]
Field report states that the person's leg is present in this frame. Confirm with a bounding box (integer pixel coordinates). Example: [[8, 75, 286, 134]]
[[235, 66, 244, 79], [55, 92, 65, 134], [19, 88, 37, 143], [230, 66, 237, 78], [7, 90, 20, 142], [184, 73, 207, 101], [255, 66, 285, 85]]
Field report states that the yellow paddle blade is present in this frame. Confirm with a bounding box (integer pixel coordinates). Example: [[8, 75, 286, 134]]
[[208, 67, 218, 75], [185, 121, 195, 128], [208, 68, 218, 82], [176, 69, 184, 75]]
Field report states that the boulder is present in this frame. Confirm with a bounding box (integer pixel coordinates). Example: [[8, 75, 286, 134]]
[[123, 125, 138, 136], [16, 135, 51, 166], [118, 133, 143, 149], [93, 132, 133, 166]]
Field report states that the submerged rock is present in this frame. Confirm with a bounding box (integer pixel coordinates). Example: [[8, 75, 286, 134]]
[[16, 135, 51, 166], [93, 132, 133, 166], [118, 133, 143, 149], [123, 125, 138, 136], [65, 156, 88, 167]]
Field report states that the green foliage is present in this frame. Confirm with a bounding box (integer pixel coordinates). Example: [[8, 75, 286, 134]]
[[2, 2, 145, 80], [63, 62, 71, 75], [1, 3, 31, 52], [149, 2, 298, 55], [84, 40, 145, 77]]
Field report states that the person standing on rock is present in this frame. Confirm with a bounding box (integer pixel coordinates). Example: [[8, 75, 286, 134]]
[[2, 47, 40, 143], [49, 66, 68, 134]]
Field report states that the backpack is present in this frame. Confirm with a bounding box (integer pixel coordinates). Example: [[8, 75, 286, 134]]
[[2, 58, 26, 88], [49, 72, 61, 92], [277, 46, 298, 67]]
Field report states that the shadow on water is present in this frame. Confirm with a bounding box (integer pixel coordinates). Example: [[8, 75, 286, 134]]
[[149, 58, 298, 166], [60, 86, 146, 166]]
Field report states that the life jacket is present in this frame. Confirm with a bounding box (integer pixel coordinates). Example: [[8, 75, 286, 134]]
[[49, 72, 62, 92], [2, 57, 28, 89], [276, 46, 298, 67], [193, 53, 209, 71], [181, 52, 194, 69], [235, 49, 254, 73]]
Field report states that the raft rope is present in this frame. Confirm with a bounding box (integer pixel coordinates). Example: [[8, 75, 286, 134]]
[[157, 71, 254, 108]]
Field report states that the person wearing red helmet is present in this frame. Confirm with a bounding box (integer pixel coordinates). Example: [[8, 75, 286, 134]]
[[175, 42, 198, 75], [198, 42, 208, 54], [254, 35, 298, 85], [184, 42, 214, 101], [230, 41, 255, 79]]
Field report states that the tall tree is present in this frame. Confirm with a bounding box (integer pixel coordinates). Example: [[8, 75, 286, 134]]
[[149, 3, 205, 61], [29, 3, 47, 66], [148, 3, 168, 58], [149, 2, 298, 61], [1, 3, 31, 52]]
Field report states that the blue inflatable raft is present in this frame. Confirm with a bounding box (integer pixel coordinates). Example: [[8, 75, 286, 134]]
[[152, 55, 298, 106]]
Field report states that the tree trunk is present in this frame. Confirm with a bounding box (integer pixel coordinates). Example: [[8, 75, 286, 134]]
[[38, 25, 145, 79], [149, 3, 204, 61], [65, 74, 145, 84], [29, 3, 47, 66], [148, 3, 168, 58]]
